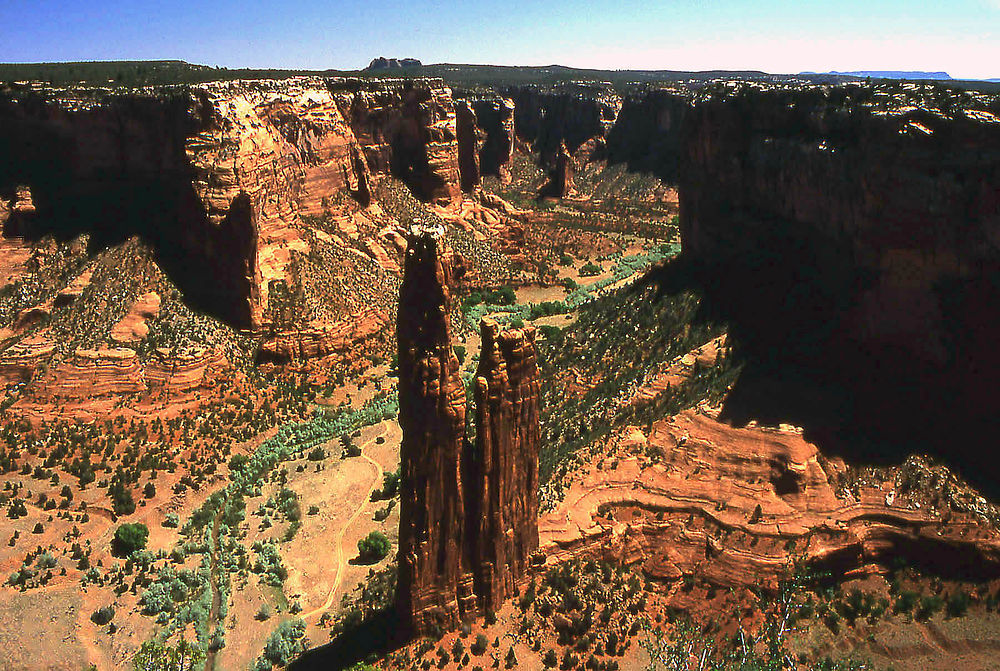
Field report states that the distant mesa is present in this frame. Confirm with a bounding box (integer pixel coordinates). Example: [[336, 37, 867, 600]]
[[366, 57, 422, 70], [803, 70, 953, 80]]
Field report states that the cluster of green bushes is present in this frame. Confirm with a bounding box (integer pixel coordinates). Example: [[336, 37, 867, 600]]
[[252, 619, 307, 671]]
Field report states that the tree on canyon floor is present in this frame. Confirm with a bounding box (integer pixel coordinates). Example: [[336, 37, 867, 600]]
[[357, 531, 391, 563]]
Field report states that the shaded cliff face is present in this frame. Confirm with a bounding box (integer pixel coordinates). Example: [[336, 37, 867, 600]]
[[455, 100, 482, 191], [604, 88, 690, 182], [679, 83, 1000, 489], [470, 97, 515, 181], [333, 78, 461, 204], [395, 225, 472, 633], [505, 83, 622, 161], [0, 77, 464, 332], [0, 87, 260, 328], [467, 318, 540, 613]]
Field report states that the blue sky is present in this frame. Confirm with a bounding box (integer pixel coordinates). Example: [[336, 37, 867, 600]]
[[1, 0, 997, 79]]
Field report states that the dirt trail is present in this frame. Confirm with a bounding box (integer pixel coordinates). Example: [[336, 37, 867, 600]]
[[301, 429, 386, 621]]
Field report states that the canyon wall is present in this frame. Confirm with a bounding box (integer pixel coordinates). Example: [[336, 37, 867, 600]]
[[396, 227, 541, 633], [678, 83, 1000, 487], [470, 97, 515, 181], [0, 77, 464, 332]]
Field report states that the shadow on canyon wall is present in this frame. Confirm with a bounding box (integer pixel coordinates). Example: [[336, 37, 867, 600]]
[[0, 91, 257, 329]]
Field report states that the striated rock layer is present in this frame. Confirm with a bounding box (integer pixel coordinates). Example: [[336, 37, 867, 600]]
[[396, 228, 541, 634], [467, 318, 541, 613], [541, 406, 1000, 589]]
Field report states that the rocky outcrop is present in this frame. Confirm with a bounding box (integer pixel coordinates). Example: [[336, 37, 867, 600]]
[[466, 318, 541, 613], [540, 406, 1000, 588], [455, 101, 482, 192], [396, 225, 474, 634], [678, 82, 1000, 489], [334, 78, 462, 204], [366, 57, 422, 70], [543, 141, 574, 198], [259, 306, 390, 362], [396, 228, 541, 634], [110, 292, 161, 343], [470, 97, 516, 181]]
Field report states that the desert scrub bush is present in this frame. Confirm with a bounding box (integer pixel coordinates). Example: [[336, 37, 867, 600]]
[[131, 638, 205, 671], [357, 531, 391, 563], [161, 512, 179, 528], [252, 541, 288, 586], [642, 562, 870, 670], [257, 618, 306, 668], [113, 523, 148, 557], [91, 605, 115, 625], [257, 602, 272, 621], [374, 501, 395, 522]]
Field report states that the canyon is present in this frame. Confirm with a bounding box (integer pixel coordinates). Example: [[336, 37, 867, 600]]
[[0, 70, 998, 671]]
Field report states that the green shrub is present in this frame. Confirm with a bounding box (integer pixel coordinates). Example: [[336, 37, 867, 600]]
[[229, 454, 250, 472], [113, 523, 148, 557], [947, 590, 971, 618], [357, 531, 391, 563], [579, 262, 602, 277], [917, 594, 944, 620], [132, 639, 205, 671], [91, 605, 115, 625]]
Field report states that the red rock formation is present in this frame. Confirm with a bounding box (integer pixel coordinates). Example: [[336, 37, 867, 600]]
[[0, 77, 464, 334], [110, 292, 161, 343], [540, 406, 1000, 589], [335, 78, 462, 204], [470, 97, 516, 182], [396, 230, 542, 633], [543, 140, 574, 198], [456, 101, 482, 192], [396, 225, 474, 634], [466, 318, 541, 613], [260, 306, 390, 361]]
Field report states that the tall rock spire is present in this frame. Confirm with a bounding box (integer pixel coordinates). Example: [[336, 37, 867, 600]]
[[395, 228, 540, 634], [395, 224, 474, 634], [466, 318, 541, 613]]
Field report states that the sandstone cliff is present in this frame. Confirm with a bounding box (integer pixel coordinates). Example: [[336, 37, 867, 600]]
[[466, 318, 541, 613], [470, 97, 516, 182], [455, 100, 482, 192], [0, 77, 465, 334], [678, 82, 1000, 489], [540, 406, 1000, 588]]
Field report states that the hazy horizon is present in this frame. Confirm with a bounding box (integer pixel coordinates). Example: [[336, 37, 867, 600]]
[[1, 0, 998, 80]]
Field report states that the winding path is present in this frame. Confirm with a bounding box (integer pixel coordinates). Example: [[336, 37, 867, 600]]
[[301, 429, 386, 621]]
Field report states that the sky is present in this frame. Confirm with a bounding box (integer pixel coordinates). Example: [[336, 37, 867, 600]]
[[1, 0, 998, 80]]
